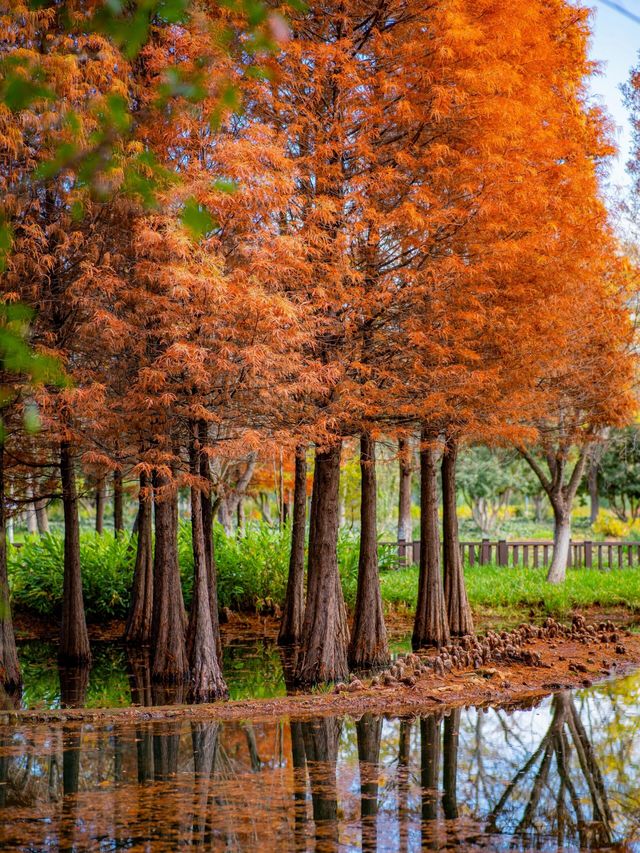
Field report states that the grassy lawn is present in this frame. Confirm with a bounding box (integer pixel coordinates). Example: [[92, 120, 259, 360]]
[[380, 563, 640, 621]]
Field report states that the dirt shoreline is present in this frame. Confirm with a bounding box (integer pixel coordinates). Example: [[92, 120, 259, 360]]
[[2, 616, 639, 728]]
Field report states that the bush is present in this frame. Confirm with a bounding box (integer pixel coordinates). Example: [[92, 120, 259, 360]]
[[593, 511, 629, 540], [9, 532, 134, 620]]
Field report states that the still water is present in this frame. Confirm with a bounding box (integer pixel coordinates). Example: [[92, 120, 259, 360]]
[[2, 672, 640, 851]]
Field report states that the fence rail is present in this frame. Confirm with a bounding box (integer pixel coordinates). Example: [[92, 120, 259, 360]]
[[379, 539, 640, 570]]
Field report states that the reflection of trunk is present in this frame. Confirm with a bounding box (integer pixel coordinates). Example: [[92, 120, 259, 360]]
[[0, 444, 20, 691], [398, 720, 412, 853], [186, 427, 227, 701], [413, 432, 449, 649], [356, 713, 382, 853], [153, 721, 181, 781], [126, 648, 155, 782], [279, 445, 307, 646], [125, 472, 154, 645], [295, 444, 349, 685], [59, 441, 91, 665], [95, 478, 105, 534], [302, 716, 341, 852], [442, 438, 473, 637], [290, 720, 308, 852], [442, 709, 460, 820], [151, 475, 189, 684], [113, 470, 124, 534], [420, 715, 441, 822], [349, 434, 389, 669], [398, 437, 412, 542], [191, 721, 220, 846]]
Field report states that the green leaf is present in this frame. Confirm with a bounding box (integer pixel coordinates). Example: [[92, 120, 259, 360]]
[[1, 73, 54, 112], [181, 197, 214, 239], [212, 178, 239, 194]]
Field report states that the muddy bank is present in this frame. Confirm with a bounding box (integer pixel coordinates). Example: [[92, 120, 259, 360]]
[[2, 615, 639, 728]]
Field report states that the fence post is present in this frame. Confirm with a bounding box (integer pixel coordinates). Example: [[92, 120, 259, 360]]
[[480, 538, 490, 565], [498, 540, 508, 567], [398, 538, 406, 567], [584, 540, 592, 569]]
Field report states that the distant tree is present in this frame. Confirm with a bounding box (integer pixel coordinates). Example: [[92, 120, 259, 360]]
[[598, 427, 640, 523]]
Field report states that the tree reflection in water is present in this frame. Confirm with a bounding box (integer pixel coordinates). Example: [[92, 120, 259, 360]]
[[0, 678, 639, 850]]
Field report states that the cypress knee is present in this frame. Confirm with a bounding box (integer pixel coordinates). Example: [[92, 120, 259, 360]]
[[348, 433, 389, 669]]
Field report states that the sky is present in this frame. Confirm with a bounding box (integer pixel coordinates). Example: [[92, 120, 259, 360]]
[[587, 0, 639, 196]]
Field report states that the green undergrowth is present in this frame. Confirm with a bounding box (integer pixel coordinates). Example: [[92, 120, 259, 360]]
[[8, 524, 640, 623]]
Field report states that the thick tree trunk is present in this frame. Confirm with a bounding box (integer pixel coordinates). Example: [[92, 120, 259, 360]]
[[125, 472, 154, 645], [348, 434, 389, 669], [151, 474, 189, 684], [278, 445, 307, 645], [294, 444, 349, 685], [199, 419, 221, 662], [187, 429, 227, 701], [95, 478, 105, 534], [35, 489, 49, 534], [113, 469, 124, 534], [442, 438, 474, 637], [59, 442, 91, 665], [397, 437, 412, 542], [589, 463, 599, 526], [0, 444, 20, 692], [413, 433, 449, 649], [547, 501, 571, 584]]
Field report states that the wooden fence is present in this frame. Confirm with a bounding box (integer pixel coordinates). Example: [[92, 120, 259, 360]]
[[380, 539, 640, 570]]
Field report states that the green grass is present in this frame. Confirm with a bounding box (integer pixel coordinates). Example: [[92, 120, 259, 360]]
[[378, 562, 640, 620]]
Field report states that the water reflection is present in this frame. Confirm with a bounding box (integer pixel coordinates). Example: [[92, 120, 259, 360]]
[[3, 675, 640, 850]]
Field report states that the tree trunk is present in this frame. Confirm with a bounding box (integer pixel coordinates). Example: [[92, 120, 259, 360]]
[[199, 419, 221, 662], [125, 472, 154, 645], [35, 494, 49, 534], [0, 444, 20, 692], [113, 469, 124, 534], [442, 438, 474, 637], [25, 487, 38, 535], [547, 501, 571, 584], [397, 437, 412, 542], [294, 443, 349, 685], [151, 474, 189, 684], [413, 432, 449, 649], [59, 442, 91, 665], [95, 478, 105, 534], [348, 434, 389, 669], [187, 428, 227, 701], [589, 462, 599, 525], [278, 445, 307, 645], [420, 714, 441, 823]]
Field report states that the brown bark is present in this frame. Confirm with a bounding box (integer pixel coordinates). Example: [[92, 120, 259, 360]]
[[95, 478, 105, 534], [413, 431, 449, 649], [35, 492, 49, 534], [187, 427, 227, 701], [59, 441, 91, 665], [442, 438, 473, 637], [151, 474, 189, 684], [294, 443, 349, 685], [278, 445, 307, 646], [397, 437, 413, 542], [198, 419, 221, 662], [125, 472, 154, 645], [113, 469, 124, 534], [0, 443, 20, 692], [348, 433, 389, 669]]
